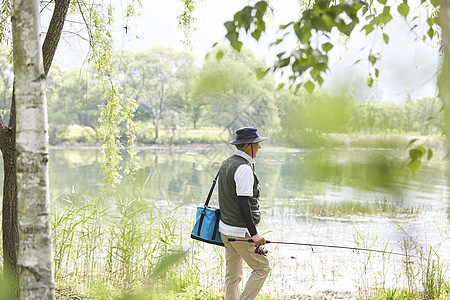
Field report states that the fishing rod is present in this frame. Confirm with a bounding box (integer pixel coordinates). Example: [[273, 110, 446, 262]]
[[228, 238, 413, 258]]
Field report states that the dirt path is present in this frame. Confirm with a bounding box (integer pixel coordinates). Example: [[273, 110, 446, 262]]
[[283, 291, 359, 299]]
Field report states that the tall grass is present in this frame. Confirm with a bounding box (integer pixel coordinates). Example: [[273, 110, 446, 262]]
[[293, 197, 423, 218], [51, 180, 197, 298], [363, 225, 450, 300]]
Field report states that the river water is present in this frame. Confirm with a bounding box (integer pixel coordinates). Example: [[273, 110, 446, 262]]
[[2, 144, 450, 296]]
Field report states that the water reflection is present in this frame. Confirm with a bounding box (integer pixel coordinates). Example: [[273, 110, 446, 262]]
[[29, 146, 449, 219]]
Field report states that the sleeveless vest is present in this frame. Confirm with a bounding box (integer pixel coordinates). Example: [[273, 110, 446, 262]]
[[218, 155, 261, 228]]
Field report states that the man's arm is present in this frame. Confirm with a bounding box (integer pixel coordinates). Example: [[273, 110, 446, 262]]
[[238, 196, 266, 246]]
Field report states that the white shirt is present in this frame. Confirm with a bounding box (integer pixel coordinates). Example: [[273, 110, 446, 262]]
[[219, 149, 255, 237]]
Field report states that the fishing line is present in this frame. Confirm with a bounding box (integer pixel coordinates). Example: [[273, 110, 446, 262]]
[[228, 238, 415, 258]]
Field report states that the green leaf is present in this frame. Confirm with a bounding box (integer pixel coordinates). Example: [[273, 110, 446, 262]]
[[367, 76, 374, 87], [255, 67, 269, 79], [224, 21, 235, 33], [407, 138, 418, 148], [375, 68, 379, 78], [234, 41, 243, 51], [427, 16, 436, 27], [428, 28, 434, 39], [322, 42, 334, 53], [274, 57, 291, 69], [377, 0, 387, 4], [363, 24, 375, 35], [380, 6, 392, 24], [362, 6, 369, 15], [225, 31, 242, 51], [369, 54, 377, 65], [276, 83, 285, 91], [427, 148, 433, 160], [430, 0, 439, 7], [292, 60, 309, 75], [398, 2, 409, 18], [252, 29, 262, 40], [409, 159, 421, 174], [279, 22, 294, 30], [383, 33, 389, 44], [254, 1, 269, 15], [216, 51, 224, 60], [235, 6, 253, 31], [304, 81, 315, 94], [153, 250, 188, 278], [409, 147, 425, 160], [299, 26, 312, 44], [271, 38, 284, 46]]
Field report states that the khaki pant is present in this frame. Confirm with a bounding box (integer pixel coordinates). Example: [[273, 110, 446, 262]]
[[221, 233, 270, 300]]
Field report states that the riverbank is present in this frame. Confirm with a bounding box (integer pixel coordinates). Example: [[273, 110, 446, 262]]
[[55, 289, 360, 299], [49, 133, 446, 151]]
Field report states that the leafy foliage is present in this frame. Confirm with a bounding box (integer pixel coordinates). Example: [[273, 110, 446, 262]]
[[46, 66, 102, 133], [223, 0, 443, 174], [224, 0, 440, 94], [114, 47, 196, 142], [74, 0, 141, 187], [191, 46, 280, 136], [178, 0, 197, 47]]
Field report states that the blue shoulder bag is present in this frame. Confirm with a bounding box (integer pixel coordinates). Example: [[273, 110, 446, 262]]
[[191, 170, 224, 246]]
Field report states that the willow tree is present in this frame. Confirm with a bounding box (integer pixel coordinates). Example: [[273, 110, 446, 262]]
[[12, 0, 53, 296]]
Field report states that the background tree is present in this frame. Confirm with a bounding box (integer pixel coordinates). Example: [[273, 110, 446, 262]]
[[191, 46, 279, 137], [115, 47, 195, 142], [46, 66, 103, 143], [279, 90, 354, 147]]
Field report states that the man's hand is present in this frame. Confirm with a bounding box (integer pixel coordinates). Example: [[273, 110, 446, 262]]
[[251, 233, 266, 246]]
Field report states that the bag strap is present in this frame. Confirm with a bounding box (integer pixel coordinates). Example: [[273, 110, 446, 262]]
[[203, 169, 220, 207]]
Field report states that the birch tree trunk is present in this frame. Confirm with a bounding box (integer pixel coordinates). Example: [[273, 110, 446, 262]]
[[11, 0, 54, 298], [1, 2, 70, 290]]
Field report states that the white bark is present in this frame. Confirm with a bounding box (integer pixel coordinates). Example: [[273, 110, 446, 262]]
[[12, 0, 54, 299]]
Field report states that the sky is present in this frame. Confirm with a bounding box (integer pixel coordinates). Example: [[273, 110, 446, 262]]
[[50, 0, 441, 103]]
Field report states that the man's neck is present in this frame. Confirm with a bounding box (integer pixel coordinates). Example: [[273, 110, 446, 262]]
[[234, 149, 254, 164]]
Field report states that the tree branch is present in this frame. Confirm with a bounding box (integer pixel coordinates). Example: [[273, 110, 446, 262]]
[[39, 0, 55, 14], [42, 0, 71, 78]]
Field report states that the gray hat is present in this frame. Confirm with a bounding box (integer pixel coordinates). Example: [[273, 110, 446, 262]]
[[229, 127, 266, 145]]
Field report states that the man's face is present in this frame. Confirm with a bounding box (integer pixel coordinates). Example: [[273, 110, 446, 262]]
[[244, 142, 260, 158]]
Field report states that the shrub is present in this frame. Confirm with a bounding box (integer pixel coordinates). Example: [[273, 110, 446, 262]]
[[55, 125, 97, 144]]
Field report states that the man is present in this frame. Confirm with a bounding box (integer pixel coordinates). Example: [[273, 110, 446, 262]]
[[218, 126, 270, 300]]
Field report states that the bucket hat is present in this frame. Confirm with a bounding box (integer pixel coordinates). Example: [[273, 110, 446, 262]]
[[229, 126, 266, 145]]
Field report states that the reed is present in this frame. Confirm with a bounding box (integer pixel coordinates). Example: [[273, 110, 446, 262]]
[[298, 197, 422, 218], [50, 178, 197, 298], [364, 224, 450, 300]]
